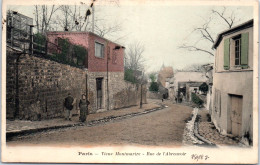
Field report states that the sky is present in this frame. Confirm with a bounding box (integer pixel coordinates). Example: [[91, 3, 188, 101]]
[[6, 0, 254, 73]]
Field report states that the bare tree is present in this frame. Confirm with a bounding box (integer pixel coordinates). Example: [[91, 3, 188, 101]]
[[179, 7, 242, 56], [183, 63, 205, 72], [53, 5, 93, 32], [34, 5, 60, 34], [94, 20, 122, 37], [212, 7, 240, 29], [125, 42, 145, 71]]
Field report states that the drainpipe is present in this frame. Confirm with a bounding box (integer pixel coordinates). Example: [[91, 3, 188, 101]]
[[106, 46, 109, 110], [86, 72, 88, 111], [140, 83, 143, 108], [29, 25, 34, 55]]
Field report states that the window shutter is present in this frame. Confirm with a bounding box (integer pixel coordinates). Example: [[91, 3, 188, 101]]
[[241, 32, 249, 69], [224, 38, 230, 70]]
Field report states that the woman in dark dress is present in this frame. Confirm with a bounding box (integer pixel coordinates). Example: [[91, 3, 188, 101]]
[[79, 94, 90, 122]]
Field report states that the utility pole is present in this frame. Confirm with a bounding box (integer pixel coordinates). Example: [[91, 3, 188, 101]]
[[140, 72, 144, 109], [106, 46, 110, 110], [86, 73, 89, 111], [92, 6, 94, 33]]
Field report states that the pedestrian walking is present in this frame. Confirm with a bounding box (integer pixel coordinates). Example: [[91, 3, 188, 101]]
[[79, 94, 90, 122], [64, 93, 74, 121], [174, 95, 178, 103], [162, 94, 164, 102], [179, 92, 183, 103]]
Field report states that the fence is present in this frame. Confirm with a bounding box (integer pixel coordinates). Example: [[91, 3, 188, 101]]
[[6, 10, 87, 68]]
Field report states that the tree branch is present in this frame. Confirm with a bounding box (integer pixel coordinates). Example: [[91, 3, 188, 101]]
[[179, 45, 214, 56]]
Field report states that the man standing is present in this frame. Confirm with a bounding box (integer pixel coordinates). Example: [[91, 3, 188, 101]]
[[64, 93, 74, 121]]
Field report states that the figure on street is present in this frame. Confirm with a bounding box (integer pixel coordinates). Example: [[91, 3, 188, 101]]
[[179, 92, 183, 103], [64, 93, 74, 121], [79, 94, 90, 122]]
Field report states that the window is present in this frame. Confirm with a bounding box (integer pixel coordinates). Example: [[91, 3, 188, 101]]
[[223, 32, 249, 70], [95, 42, 104, 58], [233, 35, 241, 66]]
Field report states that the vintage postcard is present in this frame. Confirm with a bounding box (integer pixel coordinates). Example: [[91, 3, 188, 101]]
[[1, 0, 259, 163]]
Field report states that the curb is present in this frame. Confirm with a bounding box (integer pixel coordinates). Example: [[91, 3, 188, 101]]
[[6, 123, 84, 140], [193, 110, 216, 146], [6, 104, 167, 140]]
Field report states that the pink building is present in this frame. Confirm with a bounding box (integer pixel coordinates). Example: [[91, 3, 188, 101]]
[[47, 32, 127, 112], [47, 31, 125, 72]]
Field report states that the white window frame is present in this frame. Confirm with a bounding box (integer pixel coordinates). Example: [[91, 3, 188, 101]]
[[234, 38, 241, 66], [95, 42, 104, 58]]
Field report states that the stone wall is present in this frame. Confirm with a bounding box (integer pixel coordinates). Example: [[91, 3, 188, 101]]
[[6, 47, 18, 119], [147, 91, 162, 99], [6, 49, 87, 120], [87, 71, 147, 113], [7, 48, 147, 120], [112, 81, 147, 110]]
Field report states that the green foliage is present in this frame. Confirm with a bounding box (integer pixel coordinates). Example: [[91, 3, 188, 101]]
[[149, 82, 159, 92], [124, 68, 136, 83], [149, 73, 156, 82], [32, 33, 87, 68], [33, 33, 46, 45], [74, 45, 87, 66], [199, 82, 208, 93], [191, 93, 204, 105], [33, 33, 47, 52], [52, 38, 86, 68]]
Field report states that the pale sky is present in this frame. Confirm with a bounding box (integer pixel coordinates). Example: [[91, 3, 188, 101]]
[[7, 1, 254, 72]]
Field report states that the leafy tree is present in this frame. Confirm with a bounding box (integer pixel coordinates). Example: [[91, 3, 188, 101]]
[[149, 73, 156, 82], [124, 68, 136, 83], [149, 82, 159, 92], [148, 73, 158, 92]]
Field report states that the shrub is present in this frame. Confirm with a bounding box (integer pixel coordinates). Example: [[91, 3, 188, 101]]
[[149, 82, 159, 92], [191, 93, 204, 106], [124, 68, 136, 83], [199, 82, 208, 94]]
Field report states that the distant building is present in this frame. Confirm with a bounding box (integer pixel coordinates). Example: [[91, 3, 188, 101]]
[[212, 19, 253, 144], [157, 66, 174, 98], [157, 66, 174, 88], [173, 71, 207, 102], [6, 10, 33, 51]]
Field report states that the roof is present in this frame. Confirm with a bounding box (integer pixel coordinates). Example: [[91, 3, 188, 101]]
[[46, 31, 125, 48], [212, 19, 253, 49]]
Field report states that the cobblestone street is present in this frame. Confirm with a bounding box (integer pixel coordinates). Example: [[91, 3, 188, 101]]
[[197, 109, 240, 146], [7, 100, 193, 147]]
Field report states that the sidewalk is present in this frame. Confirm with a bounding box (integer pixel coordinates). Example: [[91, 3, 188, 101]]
[[6, 99, 162, 139], [197, 108, 240, 146]]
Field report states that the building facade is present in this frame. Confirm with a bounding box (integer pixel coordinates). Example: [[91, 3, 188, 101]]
[[212, 19, 253, 144], [173, 71, 207, 102], [47, 32, 146, 113]]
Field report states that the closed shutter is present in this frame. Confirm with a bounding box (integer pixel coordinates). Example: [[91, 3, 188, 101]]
[[241, 32, 249, 69], [224, 38, 230, 70]]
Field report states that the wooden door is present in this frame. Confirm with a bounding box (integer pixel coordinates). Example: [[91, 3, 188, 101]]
[[230, 95, 243, 136], [96, 78, 103, 109]]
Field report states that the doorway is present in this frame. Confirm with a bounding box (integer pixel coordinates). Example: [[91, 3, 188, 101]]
[[230, 95, 243, 137], [96, 78, 103, 109]]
